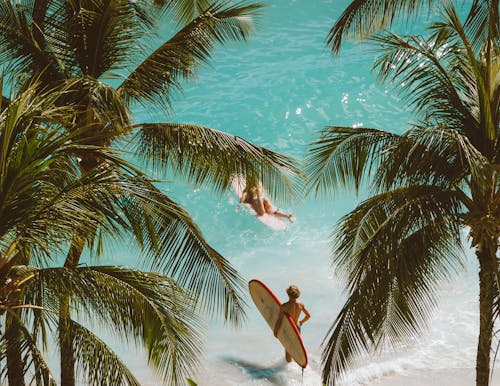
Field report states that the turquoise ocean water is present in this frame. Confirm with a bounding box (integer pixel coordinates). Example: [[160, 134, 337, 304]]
[[105, 1, 485, 385]]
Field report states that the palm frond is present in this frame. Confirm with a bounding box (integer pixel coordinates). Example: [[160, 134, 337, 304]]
[[304, 126, 400, 196], [70, 320, 141, 386], [0, 154, 135, 266], [0, 310, 57, 386], [26, 266, 203, 385], [0, 81, 148, 267], [322, 185, 464, 385], [0, 0, 62, 80], [8, 265, 55, 357], [68, 77, 132, 138], [156, 0, 214, 25], [370, 31, 477, 131], [61, 0, 156, 78], [114, 179, 247, 325], [326, 0, 433, 53], [132, 122, 303, 201], [333, 186, 464, 279], [0, 84, 88, 259], [32, 0, 80, 76], [373, 124, 491, 193], [434, 0, 497, 142], [463, 0, 499, 52], [118, 1, 263, 108]]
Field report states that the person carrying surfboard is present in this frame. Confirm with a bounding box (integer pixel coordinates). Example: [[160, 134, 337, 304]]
[[239, 182, 295, 223], [273, 285, 310, 362]]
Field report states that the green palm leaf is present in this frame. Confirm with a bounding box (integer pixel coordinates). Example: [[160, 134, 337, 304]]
[[0, 151, 139, 267], [305, 126, 400, 196], [326, 0, 499, 54], [373, 124, 490, 193], [371, 31, 477, 130], [326, 0, 433, 53], [0, 311, 56, 386], [0, 0, 49, 76], [323, 186, 464, 385], [70, 321, 141, 386], [119, 1, 263, 108], [334, 186, 464, 278], [133, 123, 302, 201], [114, 180, 247, 325], [435, 0, 497, 142], [0, 81, 135, 265], [157, 0, 215, 25], [24, 266, 203, 385], [8, 265, 54, 356], [60, 0, 155, 78], [462, 0, 496, 51]]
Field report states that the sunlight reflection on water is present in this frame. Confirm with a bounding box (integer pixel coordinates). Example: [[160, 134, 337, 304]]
[[116, 1, 484, 385]]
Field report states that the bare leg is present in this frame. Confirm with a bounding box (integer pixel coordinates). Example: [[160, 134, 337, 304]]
[[251, 198, 265, 216], [274, 211, 295, 223], [264, 199, 295, 222]]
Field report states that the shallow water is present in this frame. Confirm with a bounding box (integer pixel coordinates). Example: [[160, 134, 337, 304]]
[[114, 1, 493, 385]]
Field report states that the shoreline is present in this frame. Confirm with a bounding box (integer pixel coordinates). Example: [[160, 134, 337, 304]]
[[376, 368, 500, 386]]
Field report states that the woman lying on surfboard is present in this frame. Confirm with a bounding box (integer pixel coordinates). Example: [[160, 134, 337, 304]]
[[273, 285, 311, 362], [239, 182, 295, 223]]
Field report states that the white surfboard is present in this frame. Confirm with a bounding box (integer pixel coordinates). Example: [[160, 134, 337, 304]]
[[249, 279, 308, 368], [231, 174, 287, 231]]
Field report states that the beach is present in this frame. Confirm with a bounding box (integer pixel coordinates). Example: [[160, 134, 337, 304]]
[[129, 0, 498, 384], [378, 369, 500, 386], [98, 218, 498, 385], [0, 0, 497, 384], [169, 225, 492, 386]]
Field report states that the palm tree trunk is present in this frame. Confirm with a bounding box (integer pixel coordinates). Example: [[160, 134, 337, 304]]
[[59, 296, 75, 386], [59, 106, 101, 385], [59, 238, 84, 386], [475, 242, 498, 386], [6, 313, 26, 386]]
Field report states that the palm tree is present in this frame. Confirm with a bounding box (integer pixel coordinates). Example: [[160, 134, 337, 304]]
[[0, 81, 212, 385], [306, 1, 499, 385], [0, 0, 300, 199], [0, 0, 303, 384], [326, 0, 499, 54], [0, 0, 301, 312]]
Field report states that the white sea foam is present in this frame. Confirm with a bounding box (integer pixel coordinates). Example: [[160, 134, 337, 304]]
[[123, 1, 488, 385]]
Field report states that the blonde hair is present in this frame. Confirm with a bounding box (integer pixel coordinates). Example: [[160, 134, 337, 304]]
[[286, 285, 300, 299]]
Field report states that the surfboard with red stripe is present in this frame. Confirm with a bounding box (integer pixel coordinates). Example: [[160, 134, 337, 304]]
[[248, 279, 308, 368]]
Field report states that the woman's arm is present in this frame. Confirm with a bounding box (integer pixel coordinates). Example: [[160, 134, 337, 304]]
[[299, 305, 311, 326]]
